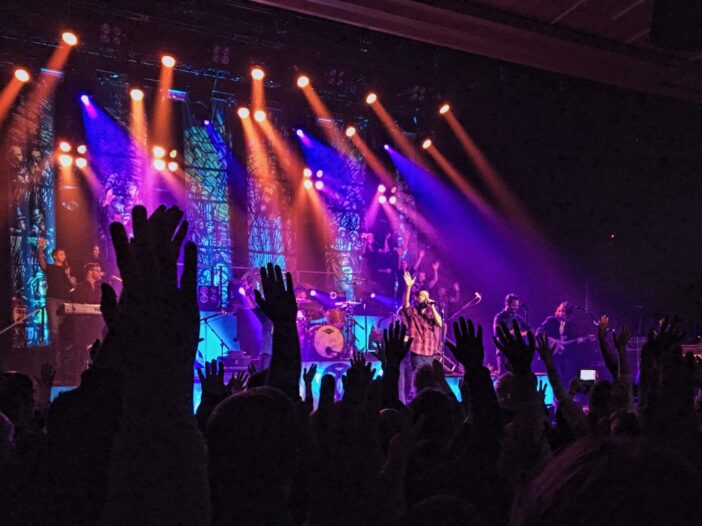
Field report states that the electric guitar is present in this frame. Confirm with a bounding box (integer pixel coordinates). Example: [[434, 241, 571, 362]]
[[549, 334, 596, 355]]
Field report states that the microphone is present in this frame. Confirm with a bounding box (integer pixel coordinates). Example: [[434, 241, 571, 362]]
[[474, 292, 482, 300], [427, 300, 436, 305]]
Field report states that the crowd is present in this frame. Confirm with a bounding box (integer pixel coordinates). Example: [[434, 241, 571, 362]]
[[1, 205, 701, 526]]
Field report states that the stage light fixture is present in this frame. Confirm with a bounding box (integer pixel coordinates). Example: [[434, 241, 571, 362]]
[[59, 141, 72, 153], [389, 195, 397, 205], [238, 286, 246, 295], [383, 144, 390, 150], [58, 154, 73, 168], [309, 290, 317, 297], [296, 129, 305, 138], [439, 103, 450, 114], [14, 69, 30, 83], [251, 67, 265, 80], [303, 179, 313, 189], [153, 159, 166, 171], [296, 75, 310, 88], [203, 119, 210, 126], [345, 126, 356, 138], [365, 92, 377, 104], [370, 292, 376, 299], [303, 168, 312, 178], [80, 95, 90, 105], [130, 88, 144, 101], [152, 146, 166, 158], [76, 145, 87, 154], [168, 161, 178, 172], [377, 184, 386, 193], [316, 170, 323, 178], [378, 195, 387, 204], [421, 138, 432, 149], [75, 157, 87, 169], [169, 149, 178, 159], [314, 180, 324, 190], [161, 55, 176, 68], [254, 110, 266, 122], [391, 186, 397, 193], [62, 32, 78, 46], [237, 107, 250, 119]]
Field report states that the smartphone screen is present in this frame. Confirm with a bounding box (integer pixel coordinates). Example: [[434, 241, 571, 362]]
[[579, 369, 597, 381]]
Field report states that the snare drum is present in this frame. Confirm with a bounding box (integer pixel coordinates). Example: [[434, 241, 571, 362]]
[[313, 324, 345, 359]]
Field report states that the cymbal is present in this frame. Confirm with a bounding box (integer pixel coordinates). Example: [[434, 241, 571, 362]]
[[334, 300, 362, 307], [296, 298, 312, 304]]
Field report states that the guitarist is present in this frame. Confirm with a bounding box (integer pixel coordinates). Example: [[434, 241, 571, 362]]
[[536, 302, 593, 382]]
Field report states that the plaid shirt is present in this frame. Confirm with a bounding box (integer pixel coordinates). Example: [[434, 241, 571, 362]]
[[403, 305, 438, 356]]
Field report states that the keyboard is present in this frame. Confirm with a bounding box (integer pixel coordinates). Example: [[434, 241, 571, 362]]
[[60, 303, 102, 315]]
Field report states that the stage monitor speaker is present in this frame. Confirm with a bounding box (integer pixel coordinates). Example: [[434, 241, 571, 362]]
[[650, 0, 702, 50]]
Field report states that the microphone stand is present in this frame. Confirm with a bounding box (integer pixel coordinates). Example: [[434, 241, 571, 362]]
[[447, 294, 482, 324]]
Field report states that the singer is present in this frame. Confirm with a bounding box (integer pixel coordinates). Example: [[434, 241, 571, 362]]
[[401, 271, 443, 374], [35, 238, 76, 351]]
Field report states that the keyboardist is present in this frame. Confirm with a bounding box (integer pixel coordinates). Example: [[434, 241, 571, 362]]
[[70, 263, 103, 304]]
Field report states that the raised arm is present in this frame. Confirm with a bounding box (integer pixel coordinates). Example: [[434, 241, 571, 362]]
[[254, 263, 301, 401], [413, 249, 425, 272], [402, 271, 415, 310], [428, 260, 440, 289]]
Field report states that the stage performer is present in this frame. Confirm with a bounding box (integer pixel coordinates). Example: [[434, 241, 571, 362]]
[[493, 293, 529, 374], [36, 238, 76, 350], [70, 263, 103, 304], [402, 271, 443, 399]]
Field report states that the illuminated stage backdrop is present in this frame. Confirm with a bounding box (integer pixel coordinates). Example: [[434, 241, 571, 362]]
[[6, 91, 56, 346]]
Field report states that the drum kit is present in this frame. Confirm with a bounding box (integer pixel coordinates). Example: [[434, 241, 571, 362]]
[[296, 298, 363, 359]]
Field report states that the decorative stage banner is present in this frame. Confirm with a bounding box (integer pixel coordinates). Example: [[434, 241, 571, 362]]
[[7, 93, 56, 347]]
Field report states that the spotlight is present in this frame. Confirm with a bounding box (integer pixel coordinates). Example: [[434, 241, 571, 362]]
[[345, 126, 356, 138], [76, 145, 87, 154], [251, 67, 265, 80], [152, 146, 166, 159], [383, 144, 390, 150], [14, 69, 30, 83], [370, 292, 376, 299], [391, 186, 397, 193], [309, 290, 317, 297], [296, 75, 310, 88], [377, 184, 386, 193], [389, 195, 397, 205], [58, 154, 73, 167], [153, 159, 166, 171], [378, 195, 387, 204], [203, 119, 210, 126], [75, 157, 87, 169], [62, 32, 78, 46], [303, 168, 312, 178], [316, 170, 323, 178], [59, 141, 72, 153], [237, 107, 250, 119], [365, 92, 377, 104], [169, 149, 178, 159], [161, 55, 176, 68], [296, 129, 305, 138], [303, 179, 313, 189], [439, 103, 450, 114], [168, 161, 179, 172], [238, 286, 246, 295], [130, 88, 144, 101], [421, 138, 432, 149], [314, 180, 324, 190], [80, 95, 90, 105], [254, 110, 266, 122]]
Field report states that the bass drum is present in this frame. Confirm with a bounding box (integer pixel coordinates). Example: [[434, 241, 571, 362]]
[[313, 324, 345, 359]]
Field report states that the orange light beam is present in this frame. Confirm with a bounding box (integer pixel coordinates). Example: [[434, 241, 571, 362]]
[[252, 77, 265, 112], [370, 101, 430, 169], [348, 133, 394, 186], [256, 118, 305, 182], [0, 77, 27, 124], [425, 144, 493, 217], [444, 112, 534, 228], [152, 63, 173, 150], [299, 84, 351, 154]]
